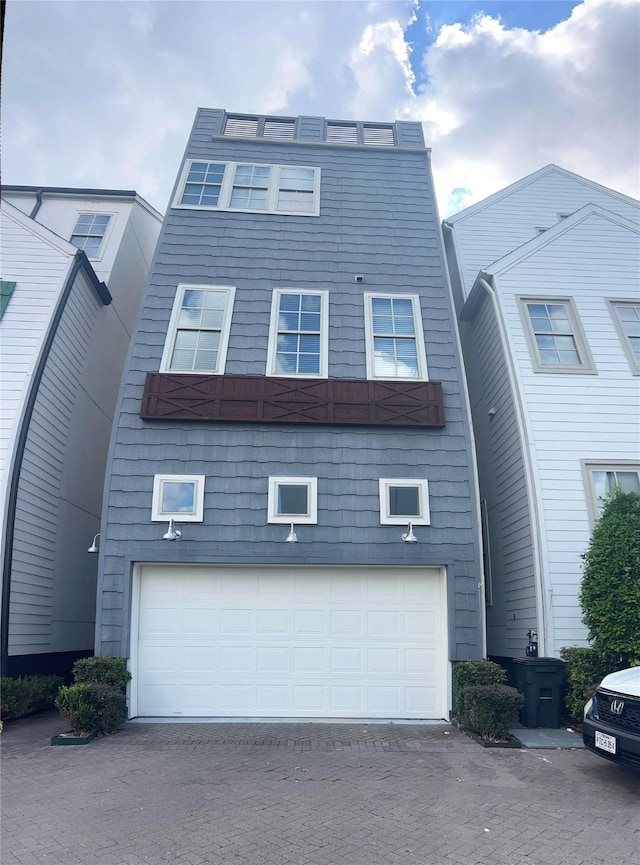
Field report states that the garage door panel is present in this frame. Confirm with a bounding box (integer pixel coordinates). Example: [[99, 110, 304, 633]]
[[136, 565, 446, 719]]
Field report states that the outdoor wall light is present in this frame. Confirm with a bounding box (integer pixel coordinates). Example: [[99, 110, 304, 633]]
[[87, 533, 101, 553], [401, 523, 418, 543], [162, 519, 182, 541], [285, 523, 298, 543]]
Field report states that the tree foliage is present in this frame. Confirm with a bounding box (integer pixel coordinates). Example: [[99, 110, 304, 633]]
[[579, 490, 640, 661]]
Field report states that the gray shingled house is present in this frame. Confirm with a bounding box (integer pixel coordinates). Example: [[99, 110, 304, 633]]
[[95, 109, 484, 720]]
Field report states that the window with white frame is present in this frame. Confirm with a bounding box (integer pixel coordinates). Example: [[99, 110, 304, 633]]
[[364, 294, 428, 380], [379, 479, 430, 525], [610, 302, 640, 373], [161, 285, 235, 374], [152, 474, 205, 522], [267, 289, 328, 377], [70, 213, 111, 258], [267, 477, 318, 524], [582, 462, 640, 524], [480, 499, 493, 606], [174, 160, 320, 216], [519, 298, 595, 373]]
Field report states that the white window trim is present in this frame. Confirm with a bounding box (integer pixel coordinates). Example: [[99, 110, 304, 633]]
[[173, 160, 321, 217], [151, 474, 205, 522], [517, 296, 596, 374], [266, 289, 328, 378], [364, 293, 429, 381], [609, 300, 640, 375], [267, 476, 318, 524], [70, 211, 116, 262], [379, 478, 430, 525], [581, 461, 640, 526], [160, 284, 236, 374]]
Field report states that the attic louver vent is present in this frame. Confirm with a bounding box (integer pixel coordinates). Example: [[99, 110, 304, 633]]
[[264, 120, 296, 139], [224, 117, 259, 137], [326, 123, 359, 143], [363, 125, 395, 146]]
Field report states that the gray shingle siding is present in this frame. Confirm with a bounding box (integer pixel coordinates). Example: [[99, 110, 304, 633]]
[[96, 110, 482, 663]]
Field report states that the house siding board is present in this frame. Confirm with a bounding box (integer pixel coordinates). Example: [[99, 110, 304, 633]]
[[96, 111, 482, 666], [451, 169, 640, 299], [460, 292, 536, 658], [7, 269, 99, 654], [497, 210, 640, 654]]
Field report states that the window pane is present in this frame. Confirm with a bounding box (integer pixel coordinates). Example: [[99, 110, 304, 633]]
[[389, 486, 420, 517], [278, 485, 308, 516], [301, 295, 321, 312], [617, 472, 640, 493], [161, 481, 196, 514]]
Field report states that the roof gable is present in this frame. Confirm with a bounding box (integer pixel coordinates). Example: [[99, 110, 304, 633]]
[[1, 199, 77, 258], [485, 203, 640, 277], [446, 165, 639, 225]]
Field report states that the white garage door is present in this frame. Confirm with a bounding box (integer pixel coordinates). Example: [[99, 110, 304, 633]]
[[133, 564, 447, 719]]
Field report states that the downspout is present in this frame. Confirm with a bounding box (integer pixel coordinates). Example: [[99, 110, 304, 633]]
[[29, 189, 44, 220], [475, 275, 549, 657], [0, 253, 110, 675]]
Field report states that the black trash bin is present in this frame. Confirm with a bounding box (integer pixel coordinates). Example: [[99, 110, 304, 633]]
[[513, 658, 565, 728]]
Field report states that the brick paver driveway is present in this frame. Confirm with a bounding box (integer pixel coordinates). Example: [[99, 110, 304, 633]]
[[2, 711, 638, 865]]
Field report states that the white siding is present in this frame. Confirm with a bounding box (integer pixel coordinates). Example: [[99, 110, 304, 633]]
[[450, 169, 640, 298], [497, 211, 640, 654], [0, 205, 73, 528]]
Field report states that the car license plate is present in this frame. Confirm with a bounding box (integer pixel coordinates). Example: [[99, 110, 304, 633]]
[[595, 731, 616, 754]]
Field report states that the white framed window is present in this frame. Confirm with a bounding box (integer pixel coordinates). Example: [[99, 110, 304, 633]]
[[582, 462, 640, 524], [610, 301, 640, 374], [480, 499, 493, 606], [174, 160, 321, 216], [379, 479, 430, 525], [518, 297, 595, 373], [152, 474, 205, 522], [267, 477, 318, 524], [364, 293, 428, 381], [267, 289, 328, 377], [70, 213, 112, 258], [160, 284, 235, 374]]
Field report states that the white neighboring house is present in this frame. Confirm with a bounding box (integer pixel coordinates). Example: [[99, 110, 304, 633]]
[[0, 187, 162, 677], [442, 165, 640, 661]]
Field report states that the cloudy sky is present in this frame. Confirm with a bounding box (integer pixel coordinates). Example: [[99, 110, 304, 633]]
[[2, 0, 638, 216]]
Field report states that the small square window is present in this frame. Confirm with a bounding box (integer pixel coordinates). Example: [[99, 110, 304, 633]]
[[268, 477, 317, 524], [151, 475, 205, 522], [379, 479, 430, 525], [70, 212, 112, 258]]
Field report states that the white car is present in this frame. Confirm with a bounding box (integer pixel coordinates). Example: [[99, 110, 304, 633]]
[[583, 667, 640, 767]]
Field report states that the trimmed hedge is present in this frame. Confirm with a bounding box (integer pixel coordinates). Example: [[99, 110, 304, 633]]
[[1, 675, 63, 721], [580, 490, 640, 661], [452, 660, 507, 718], [72, 657, 131, 690], [56, 683, 127, 735], [559, 647, 627, 721], [462, 684, 524, 741]]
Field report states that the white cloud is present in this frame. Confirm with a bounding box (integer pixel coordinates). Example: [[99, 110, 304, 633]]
[[1, 0, 637, 217], [406, 0, 640, 214]]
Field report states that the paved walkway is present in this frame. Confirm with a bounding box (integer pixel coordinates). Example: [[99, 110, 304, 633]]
[[2, 711, 638, 865]]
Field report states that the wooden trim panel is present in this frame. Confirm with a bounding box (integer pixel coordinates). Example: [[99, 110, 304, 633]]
[[140, 374, 445, 427]]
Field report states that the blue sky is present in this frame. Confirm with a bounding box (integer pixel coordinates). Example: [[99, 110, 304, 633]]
[[2, 1, 638, 216]]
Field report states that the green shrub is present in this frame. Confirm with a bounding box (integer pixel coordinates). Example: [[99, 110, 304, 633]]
[[72, 657, 131, 690], [579, 490, 640, 662], [461, 684, 524, 741], [452, 660, 507, 718], [1, 675, 63, 721], [560, 647, 627, 721], [56, 683, 127, 734]]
